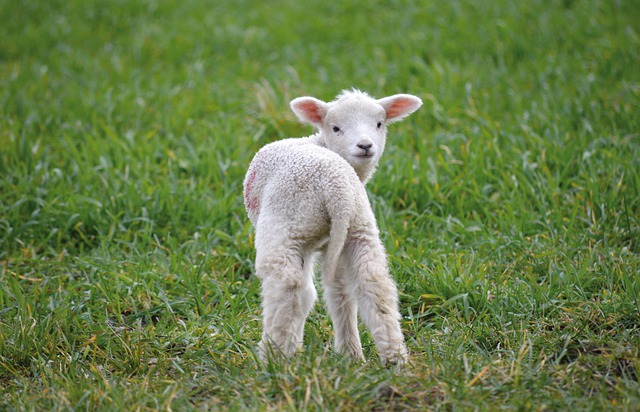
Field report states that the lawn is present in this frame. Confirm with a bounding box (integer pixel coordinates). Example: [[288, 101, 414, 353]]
[[1, 0, 639, 410]]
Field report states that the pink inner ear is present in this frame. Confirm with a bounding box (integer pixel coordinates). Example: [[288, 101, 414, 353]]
[[386, 98, 417, 119], [298, 101, 323, 123]]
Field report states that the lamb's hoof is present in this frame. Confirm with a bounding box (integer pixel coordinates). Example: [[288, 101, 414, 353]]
[[336, 343, 366, 363], [380, 349, 409, 371], [259, 340, 298, 363]]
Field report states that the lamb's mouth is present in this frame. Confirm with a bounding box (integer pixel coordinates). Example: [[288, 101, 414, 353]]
[[355, 153, 375, 159]]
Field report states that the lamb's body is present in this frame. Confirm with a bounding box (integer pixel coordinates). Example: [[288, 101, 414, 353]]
[[243, 90, 422, 365], [244, 137, 359, 245]]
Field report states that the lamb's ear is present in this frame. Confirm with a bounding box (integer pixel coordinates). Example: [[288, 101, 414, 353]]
[[290, 97, 328, 127], [377, 94, 423, 123]]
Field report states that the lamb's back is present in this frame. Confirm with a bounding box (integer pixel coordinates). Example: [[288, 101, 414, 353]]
[[243, 138, 360, 227]]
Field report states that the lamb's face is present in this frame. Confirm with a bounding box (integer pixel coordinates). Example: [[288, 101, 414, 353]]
[[290, 89, 423, 182], [322, 96, 387, 173]]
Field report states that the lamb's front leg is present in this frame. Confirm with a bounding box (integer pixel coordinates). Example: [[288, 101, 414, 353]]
[[347, 237, 408, 366], [323, 256, 365, 362]]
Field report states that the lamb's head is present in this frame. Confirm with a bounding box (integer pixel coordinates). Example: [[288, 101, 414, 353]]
[[290, 89, 422, 182]]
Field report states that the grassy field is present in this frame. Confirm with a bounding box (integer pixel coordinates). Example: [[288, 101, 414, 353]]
[[1, 0, 639, 410]]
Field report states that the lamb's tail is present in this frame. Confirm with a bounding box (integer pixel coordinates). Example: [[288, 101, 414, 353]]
[[323, 211, 351, 284]]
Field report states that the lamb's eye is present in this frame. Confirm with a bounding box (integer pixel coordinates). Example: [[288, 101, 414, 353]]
[[332, 126, 341, 133], [376, 122, 383, 129]]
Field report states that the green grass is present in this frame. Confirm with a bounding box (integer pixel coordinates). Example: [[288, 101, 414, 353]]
[[1, 0, 639, 410]]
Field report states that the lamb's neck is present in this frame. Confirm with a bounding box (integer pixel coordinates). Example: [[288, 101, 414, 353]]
[[358, 165, 377, 185], [308, 132, 325, 148]]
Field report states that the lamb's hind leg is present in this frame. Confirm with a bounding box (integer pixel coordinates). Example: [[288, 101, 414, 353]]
[[323, 255, 364, 361], [347, 236, 408, 366], [255, 242, 316, 361]]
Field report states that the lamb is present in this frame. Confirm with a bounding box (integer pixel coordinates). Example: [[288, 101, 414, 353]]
[[243, 89, 422, 366]]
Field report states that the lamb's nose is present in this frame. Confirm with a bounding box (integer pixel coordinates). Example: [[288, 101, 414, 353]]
[[357, 143, 373, 151]]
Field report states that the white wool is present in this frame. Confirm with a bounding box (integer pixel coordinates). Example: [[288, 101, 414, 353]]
[[243, 89, 422, 366]]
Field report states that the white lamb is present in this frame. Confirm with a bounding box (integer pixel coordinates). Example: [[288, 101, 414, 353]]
[[243, 89, 422, 366]]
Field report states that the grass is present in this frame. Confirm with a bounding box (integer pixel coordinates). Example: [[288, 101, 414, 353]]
[[1, 0, 639, 410]]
